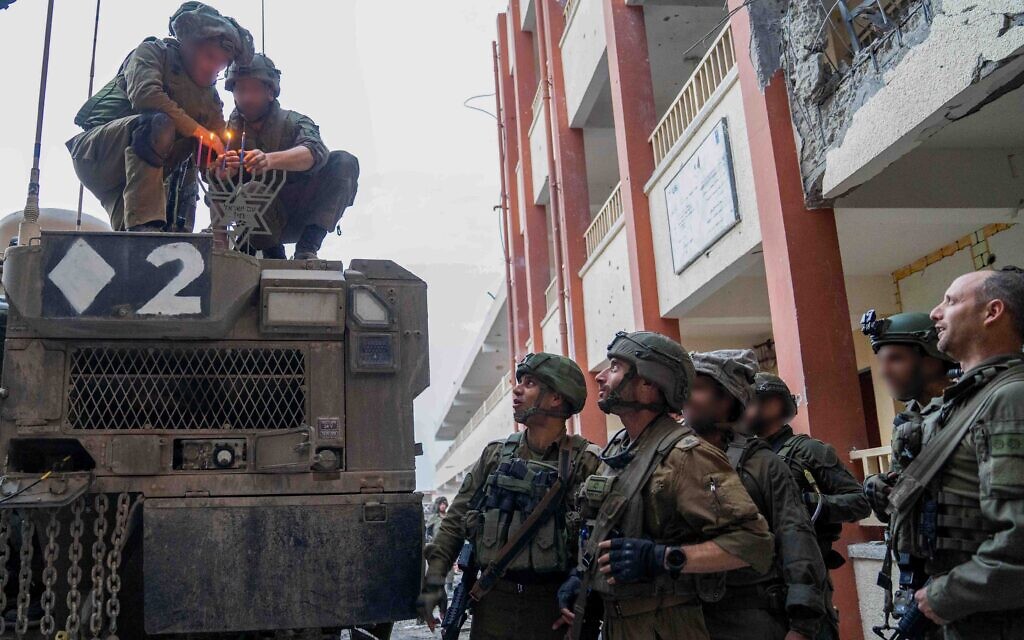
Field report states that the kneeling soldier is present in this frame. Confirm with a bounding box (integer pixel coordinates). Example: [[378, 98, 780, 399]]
[[67, 2, 253, 232], [224, 54, 360, 259], [688, 350, 828, 640], [418, 353, 600, 640], [561, 332, 773, 640]]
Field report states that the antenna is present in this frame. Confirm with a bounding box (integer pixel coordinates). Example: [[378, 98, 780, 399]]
[[76, 0, 102, 231], [18, 0, 56, 247], [261, 0, 266, 54]]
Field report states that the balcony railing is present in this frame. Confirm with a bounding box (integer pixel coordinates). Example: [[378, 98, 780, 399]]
[[850, 445, 892, 527], [532, 81, 544, 122], [544, 278, 558, 313], [584, 182, 623, 259], [563, 0, 580, 23], [649, 25, 737, 167], [436, 377, 512, 473]]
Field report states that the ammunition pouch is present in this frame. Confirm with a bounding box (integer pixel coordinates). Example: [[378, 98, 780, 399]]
[[893, 413, 925, 470], [579, 474, 616, 521]]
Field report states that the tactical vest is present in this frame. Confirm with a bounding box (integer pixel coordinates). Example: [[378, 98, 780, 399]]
[[891, 400, 941, 474], [228, 105, 304, 157], [896, 359, 1024, 570], [776, 434, 843, 548], [470, 432, 587, 575], [579, 419, 706, 601]]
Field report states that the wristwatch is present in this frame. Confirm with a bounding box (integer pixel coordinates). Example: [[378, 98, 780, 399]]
[[664, 546, 687, 578]]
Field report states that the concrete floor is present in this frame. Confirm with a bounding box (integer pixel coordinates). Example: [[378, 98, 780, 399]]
[[389, 619, 471, 639]]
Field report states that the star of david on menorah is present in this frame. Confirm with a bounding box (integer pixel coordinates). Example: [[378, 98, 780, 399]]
[[200, 165, 288, 248]]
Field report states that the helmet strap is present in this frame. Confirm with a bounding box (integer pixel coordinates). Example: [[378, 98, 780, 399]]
[[598, 369, 666, 414], [514, 385, 571, 424]]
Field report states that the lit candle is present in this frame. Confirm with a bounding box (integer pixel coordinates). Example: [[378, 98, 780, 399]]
[[222, 130, 232, 172], [207, 132, 214, 168], [239, 128, 246, 173]]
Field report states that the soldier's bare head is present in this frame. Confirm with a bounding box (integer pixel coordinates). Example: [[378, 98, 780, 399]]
[[931, 267, 1024, 371], [183, 39, 233, 87]]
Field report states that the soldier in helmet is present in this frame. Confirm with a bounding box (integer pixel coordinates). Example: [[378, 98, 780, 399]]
[[742, 371, 870, 638], [887, 266, 1024, 638], [67, 2, 253, 232], [687, 350, 828, 640], [222, 54, 360, 260], [860, 310, 956, 521], [559, 332, 773, 640], [418, 352, 601, 639]]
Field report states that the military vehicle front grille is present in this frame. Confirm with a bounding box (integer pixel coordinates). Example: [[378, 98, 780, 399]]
[[67, 347, 306, 430]]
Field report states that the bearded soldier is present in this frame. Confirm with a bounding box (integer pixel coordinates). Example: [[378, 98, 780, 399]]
[[687, 350, 828, 640], [743, 372, 870, 637], [887, 266, 1024, 639], [223, 54, 360, 260], [860, 311, 955, 521], [67, 2, 253, 232], [559, 332, 773, 640], [417, 353, 600, 640]]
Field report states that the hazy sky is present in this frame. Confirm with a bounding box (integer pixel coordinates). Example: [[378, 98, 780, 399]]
[[0, 0, 508, 489]]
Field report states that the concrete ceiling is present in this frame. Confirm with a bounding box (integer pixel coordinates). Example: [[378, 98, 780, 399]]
[[918, 85, 1024, 150], [678, 259, 774, 348], [645, 4, 728, 117]]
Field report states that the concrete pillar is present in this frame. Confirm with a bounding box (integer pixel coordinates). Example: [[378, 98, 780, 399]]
[[495, 17, 530, 362], [601, 0, 679, 340], [728, 3, 871, 636], [509, 0, 551, 352], [537, 0, 606, 444]]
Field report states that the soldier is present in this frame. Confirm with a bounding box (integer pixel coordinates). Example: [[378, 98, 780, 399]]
[[887, 266, 1024, 639], [417, 352, 601, 639], [426, 496, 449, 542], [67, 2, 253, 232], [743, 371, 870, 638], [860, 311, 955, 521], [687, 350, 828, 640], [559, 331, 774, 640], [223, 54, 360, 260]]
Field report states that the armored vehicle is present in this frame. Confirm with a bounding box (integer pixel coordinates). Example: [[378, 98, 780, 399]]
[[0, 231, 428, 638]]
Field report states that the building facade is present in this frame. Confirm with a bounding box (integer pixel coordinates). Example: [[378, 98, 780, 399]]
[[434, 1, 1024, 637]]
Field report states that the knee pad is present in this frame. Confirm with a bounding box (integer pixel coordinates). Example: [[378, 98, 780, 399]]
[[131, 112, 175, 168]]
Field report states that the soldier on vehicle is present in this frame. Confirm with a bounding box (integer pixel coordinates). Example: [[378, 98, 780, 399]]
[[860, 310, 956, 521], [67, 2, 253, 232], [558, 331, 773, 640], [417, 352, 601, 640], [742, 371, 870, 637], [222, 54, 360, 260], [887, 266, 1024, 639], [687, 350, 828, 640]]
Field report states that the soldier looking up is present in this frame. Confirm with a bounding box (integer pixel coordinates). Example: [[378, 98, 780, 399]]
[[67, 2, 253, 232], [742, 372, 870, 638], [223, 54, 360, 260], [888, 266, 1024, 638], [861, 311, 956, 521], [418, 353, 600, 640], [558, 332, 773, 640], [687, 350, 828, 640]]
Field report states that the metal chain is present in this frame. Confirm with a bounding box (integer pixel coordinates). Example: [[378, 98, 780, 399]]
[[89, 494, 108, 640], [40, 508, 62, 636], [16, 516, 36, 637], [104, 493, 132, 639], [0, 509, 12, 637], [65, 497, 85, 640]]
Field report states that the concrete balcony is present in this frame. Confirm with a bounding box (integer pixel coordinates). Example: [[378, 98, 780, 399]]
[[560, 0, 608, 127], [520, 0, 536, 32], [580, 184, 635, 370], [434, 378, 514, 492], [529, 82, 550, 204], [540, 279, 564, 356]]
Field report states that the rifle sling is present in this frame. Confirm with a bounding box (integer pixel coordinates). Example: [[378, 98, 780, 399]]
[[569, 420, 689, 640], [888, 365, 1024, 516]]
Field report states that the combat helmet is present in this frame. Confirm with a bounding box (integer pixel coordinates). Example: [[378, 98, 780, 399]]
[[226, 53, 282, 97], [514, 352, 587, 422], [169, 2, 254, 65], [601, 331, 695, 413], [752, 372, 797, 419], [861, 309, 953, 362]]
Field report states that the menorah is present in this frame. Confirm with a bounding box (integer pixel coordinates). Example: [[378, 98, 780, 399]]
[[200, 166, 288, 248]]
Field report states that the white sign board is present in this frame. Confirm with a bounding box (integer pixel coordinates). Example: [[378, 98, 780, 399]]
[[664, 118, 740, 274]]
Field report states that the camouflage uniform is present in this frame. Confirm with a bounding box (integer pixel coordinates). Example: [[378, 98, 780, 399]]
[[225, 55, 359, 256], [421, 353, 601, 640], [66, 3, 252, 231], [890, 355, 1024, 640]]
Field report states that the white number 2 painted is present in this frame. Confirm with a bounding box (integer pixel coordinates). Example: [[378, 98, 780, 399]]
[[136, 242, 205, 315]]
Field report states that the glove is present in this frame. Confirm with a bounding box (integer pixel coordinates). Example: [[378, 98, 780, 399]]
[[606, 538, 665, 583], [864, 472, 897, 521], [416, 579, 446, 624], [557, 571, 582, 611]]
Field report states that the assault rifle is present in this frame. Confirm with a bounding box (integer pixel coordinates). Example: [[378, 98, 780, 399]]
[[440, 541, 477, 640]]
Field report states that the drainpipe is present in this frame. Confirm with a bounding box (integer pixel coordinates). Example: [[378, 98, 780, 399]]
[[492, 40, 518, 377]]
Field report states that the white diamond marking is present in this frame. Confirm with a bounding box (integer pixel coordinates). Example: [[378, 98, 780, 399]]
[[47, 238, 116, 314]]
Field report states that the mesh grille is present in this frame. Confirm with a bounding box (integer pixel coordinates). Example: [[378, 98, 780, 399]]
[[67, 347, 306, 430]]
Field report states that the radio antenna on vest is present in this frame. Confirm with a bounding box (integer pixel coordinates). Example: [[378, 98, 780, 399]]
[[261, 0, 266, 54], [76, 0, 102, 231], [18, 0, 56, 247]]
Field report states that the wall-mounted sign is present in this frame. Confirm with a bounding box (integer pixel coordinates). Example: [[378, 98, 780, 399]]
[[664, 118, 740, 274]]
